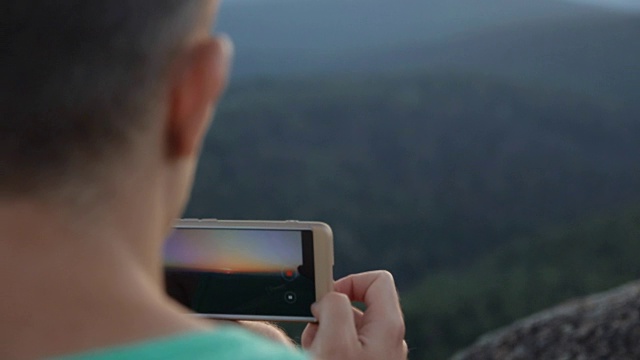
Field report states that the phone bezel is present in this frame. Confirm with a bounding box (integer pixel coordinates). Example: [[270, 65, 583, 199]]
[[167, 219, 334, 322]]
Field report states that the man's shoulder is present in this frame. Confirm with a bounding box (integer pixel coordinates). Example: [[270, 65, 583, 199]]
[[54, 327, 310, 360]]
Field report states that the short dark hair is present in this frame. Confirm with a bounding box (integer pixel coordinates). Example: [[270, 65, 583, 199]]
[[1, 1, 205, 198]]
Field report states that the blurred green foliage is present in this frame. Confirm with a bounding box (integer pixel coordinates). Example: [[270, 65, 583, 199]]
[[404, 206, 640, 359]]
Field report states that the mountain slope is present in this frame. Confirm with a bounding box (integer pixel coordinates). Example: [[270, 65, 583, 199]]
[[185, 72, 640, 279], [403, 206, 640, 359]]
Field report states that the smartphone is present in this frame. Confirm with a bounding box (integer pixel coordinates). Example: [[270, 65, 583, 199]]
[[164, 219, 334, 322]]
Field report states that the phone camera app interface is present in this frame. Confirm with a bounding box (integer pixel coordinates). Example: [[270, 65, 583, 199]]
[[164, 228, 315, 317]]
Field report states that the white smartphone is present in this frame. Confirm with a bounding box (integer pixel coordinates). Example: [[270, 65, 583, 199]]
[[164, 219, 334, 322]]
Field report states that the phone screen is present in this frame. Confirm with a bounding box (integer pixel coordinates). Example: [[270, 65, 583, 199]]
[[164, 228, 316, 319]]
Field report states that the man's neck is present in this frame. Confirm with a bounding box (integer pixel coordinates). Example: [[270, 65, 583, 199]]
[[0, 199, 208, 359]]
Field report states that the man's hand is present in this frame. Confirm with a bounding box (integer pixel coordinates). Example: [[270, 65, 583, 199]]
[[301, 271, 408, 360]]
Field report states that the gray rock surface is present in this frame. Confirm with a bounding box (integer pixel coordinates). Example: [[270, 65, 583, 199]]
[[453, 281, 640, 360]]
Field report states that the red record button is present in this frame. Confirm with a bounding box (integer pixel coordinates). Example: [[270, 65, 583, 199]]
[[281, 268, 298, 281]]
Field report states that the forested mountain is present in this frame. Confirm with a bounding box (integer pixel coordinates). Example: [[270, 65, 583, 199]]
[[190, 2, 640, 356], [185, 71, 640, 358], [218, 0, 640, 102], [195, 1, 640, 358], [185, 72, 640, 281]]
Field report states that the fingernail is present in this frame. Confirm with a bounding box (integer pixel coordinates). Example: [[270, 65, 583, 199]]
[[217, 33, 234, 57]]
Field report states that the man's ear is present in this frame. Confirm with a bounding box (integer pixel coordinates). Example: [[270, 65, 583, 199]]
[[166, 35, 232, 158]]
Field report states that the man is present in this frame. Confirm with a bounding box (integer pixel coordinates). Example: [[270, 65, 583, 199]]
[[1, 1, 408, 359]]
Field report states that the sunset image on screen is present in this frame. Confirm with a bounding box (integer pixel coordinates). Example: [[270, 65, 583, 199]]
[[164, 228, 303, 274]]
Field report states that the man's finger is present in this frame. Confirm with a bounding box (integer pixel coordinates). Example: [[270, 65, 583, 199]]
[[335, 271, 401, 312], [301, 323, 318, 349], [309, 292, 360, 353], [334, 271, 405, 342], [303, 306, 363, 349]]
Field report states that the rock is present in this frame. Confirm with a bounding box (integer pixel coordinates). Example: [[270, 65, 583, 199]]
[[453, 281, 640, 360]]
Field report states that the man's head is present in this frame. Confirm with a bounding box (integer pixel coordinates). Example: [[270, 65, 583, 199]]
[[2, 0, 230, 218]]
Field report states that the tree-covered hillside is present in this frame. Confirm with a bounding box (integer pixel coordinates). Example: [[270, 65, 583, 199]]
[[202, 3, 640, 357], [186, 73, 640, 280], [403, 206, 640, 359], [184, 69, 640, 359]]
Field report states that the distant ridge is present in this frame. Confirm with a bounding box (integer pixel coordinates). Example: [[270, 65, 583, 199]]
[[333, 13, 640, 99], [216, 0, 605, 77]]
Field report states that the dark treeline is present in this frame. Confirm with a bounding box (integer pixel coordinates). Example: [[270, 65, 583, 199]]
[[404, 205, 640, 359], [184, 72, 640, 358]]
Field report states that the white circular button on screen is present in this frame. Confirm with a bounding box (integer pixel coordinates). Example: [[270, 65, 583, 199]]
[[284, 291, 297, 304]]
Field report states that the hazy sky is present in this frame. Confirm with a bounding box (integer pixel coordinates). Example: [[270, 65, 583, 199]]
[[230, 0, 640, 11], [568, 0, 640, 10]]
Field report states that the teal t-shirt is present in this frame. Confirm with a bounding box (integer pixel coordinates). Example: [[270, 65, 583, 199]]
[[52, 327, 310, 360]]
